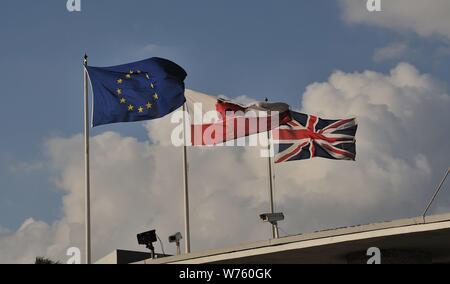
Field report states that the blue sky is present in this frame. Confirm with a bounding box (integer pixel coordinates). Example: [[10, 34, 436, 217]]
[[0, 0, 449, 232]]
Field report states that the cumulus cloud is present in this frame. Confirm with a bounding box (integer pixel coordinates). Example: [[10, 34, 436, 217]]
[[339, 0, 450, 41], [0, 63, 449, 263], [372, 42, 415, 63], [0, 225, 10, 237]]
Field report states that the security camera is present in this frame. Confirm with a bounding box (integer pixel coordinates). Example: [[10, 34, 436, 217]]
[[168, 232, 182, 243], [259, 213, 285, 224]]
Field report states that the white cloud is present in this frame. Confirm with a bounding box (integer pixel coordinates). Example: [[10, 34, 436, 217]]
[[133, 44, 180, 60], [0, 63, 449, 263], [339, 0, 450, 41], [0, 219, 54, 264], [0, 226, 10, 237], [372, 42, 413, 63]]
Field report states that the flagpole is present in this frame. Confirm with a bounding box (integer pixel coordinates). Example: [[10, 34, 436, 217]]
[[83, 54, 92, 264], [265, 98, 279, 239], [182, 103, 191, 253]]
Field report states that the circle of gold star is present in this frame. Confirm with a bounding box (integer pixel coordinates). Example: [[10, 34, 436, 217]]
[[120, 98, 126, 104], [128, 105, 134, 111], [138, 106, 144, 113], [153, 93, 158, 100], [146, 102, 152, 109]]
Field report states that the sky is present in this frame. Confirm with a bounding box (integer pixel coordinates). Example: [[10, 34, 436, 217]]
[[0, 0, 449, 263]]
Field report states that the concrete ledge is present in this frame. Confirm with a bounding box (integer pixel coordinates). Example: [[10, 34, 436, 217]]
[[133, 212, 450, 264]]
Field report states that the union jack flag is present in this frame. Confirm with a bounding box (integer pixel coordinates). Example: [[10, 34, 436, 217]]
[[273, 111, 358, 163]]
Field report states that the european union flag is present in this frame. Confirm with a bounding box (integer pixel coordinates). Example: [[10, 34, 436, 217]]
[[86, 57, 187, 127]]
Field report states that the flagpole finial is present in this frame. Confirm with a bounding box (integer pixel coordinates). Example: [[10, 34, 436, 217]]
[[83, 53, 88, 66], [265, 97, 269, 102]]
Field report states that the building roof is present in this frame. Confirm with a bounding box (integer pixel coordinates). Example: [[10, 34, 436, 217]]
[[130, 212, 450, 264]]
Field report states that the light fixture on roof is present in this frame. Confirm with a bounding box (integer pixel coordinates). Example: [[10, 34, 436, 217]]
[[137, 229, 157, 259], [168, 232, 183, 256]]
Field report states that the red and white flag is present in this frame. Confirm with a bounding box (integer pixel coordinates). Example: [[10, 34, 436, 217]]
[[185, 90, 291, 146]]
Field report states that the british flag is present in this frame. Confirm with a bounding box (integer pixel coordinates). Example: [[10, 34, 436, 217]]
[[273, 111, 358, 163]]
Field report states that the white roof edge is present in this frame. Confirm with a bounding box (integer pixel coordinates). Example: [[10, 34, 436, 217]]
[[136, 212, 450, 264]]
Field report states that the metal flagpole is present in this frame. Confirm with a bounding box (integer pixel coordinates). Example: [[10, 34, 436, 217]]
[[83, 54, 92, 264], [182, 103, 191, 253], [265, 98, 279, 239], [267, 129, 279, 239]]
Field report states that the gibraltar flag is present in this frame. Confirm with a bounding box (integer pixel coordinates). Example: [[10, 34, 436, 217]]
[[185, 90, 291, 146]]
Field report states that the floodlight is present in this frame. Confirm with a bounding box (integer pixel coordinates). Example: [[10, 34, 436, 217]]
[[137, 229, 157, 258], [168, 232, 183, 255]]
